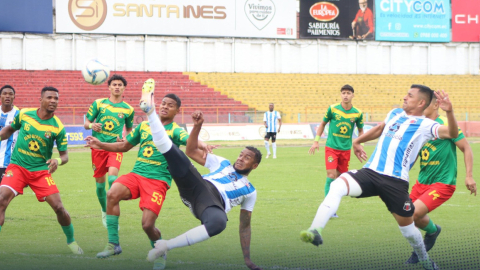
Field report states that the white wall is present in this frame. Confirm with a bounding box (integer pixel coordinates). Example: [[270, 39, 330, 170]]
[[0, 33, 478, 75]]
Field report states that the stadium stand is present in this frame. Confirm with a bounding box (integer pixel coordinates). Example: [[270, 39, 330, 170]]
[[187, 72, 480, 122], [0, 70, 250, 125]]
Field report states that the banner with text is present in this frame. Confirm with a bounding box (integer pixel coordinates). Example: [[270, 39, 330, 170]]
[[375, 0, 450, 42], [64, 126, 92, 146], [56, 0, 296, 39], [452, 0, 480, 42], [300, 0, 375, 40]]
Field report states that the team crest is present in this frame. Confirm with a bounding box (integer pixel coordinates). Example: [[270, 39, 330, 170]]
[[5, 170, 13, 177], [350, 118, 355, 123], [328, 156, 334, 162], [92, 163, 96, 171], [44, 130, 52, 139], [118, 113, 124, 119], [403, 201, 412, 211]]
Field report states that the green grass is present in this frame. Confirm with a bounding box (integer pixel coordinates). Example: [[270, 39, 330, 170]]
[[0, 142, 479, 270]]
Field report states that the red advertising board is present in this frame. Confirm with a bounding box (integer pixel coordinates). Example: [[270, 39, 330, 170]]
[[452, 0, 480, 42]]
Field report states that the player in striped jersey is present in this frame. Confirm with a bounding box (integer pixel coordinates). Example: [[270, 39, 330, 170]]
[[140, 80, 263, 270], [263, 103, 281, 158], [405, 94, 477, 264], [0, 85, 19, 184], [301, 85, 459, 270], [0, 87, 83, 254]]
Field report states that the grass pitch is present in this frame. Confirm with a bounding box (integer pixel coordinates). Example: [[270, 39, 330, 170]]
[[0, 141, 479, 270]]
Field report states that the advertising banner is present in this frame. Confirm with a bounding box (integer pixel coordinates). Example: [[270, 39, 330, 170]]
[[56, 0, 296, 39], [375, 0, 450, 42], [452, 0, 480, 42], [0, 0, 53, 33], [300, 0, 375, 40], [64, 126, 92, 146]]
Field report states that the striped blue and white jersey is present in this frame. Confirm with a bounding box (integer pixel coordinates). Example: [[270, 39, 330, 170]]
[[203, 154, 257, 213], [365, 108, 440, 181], [0, 107, 19, 168], [264, 111, 281, 133]]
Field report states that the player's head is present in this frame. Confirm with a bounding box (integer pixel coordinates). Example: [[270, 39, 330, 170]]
[[423, 92, 439, 119], [160, 93, 181, 120], [269, 103, 274, 112], [340, 84, 354, 104], [403, 84, 433, 113], [0, 85, 15, 107], [359, 0, 368, 11], [108, 74, 127, 97], [233, 146, 262, 175], [40, 86, 59, 113]]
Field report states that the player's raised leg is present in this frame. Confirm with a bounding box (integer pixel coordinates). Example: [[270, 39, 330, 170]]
[[300, 174, 362, 246], [45, 193, 83, 255]]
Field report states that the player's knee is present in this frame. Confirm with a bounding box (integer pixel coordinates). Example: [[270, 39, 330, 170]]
[[202, 207, 227, 237], [329, 179, 348, 196], [106, 189, 122, 203], [142, 219, 155, 232], [327, 172, 336, 179], [52, 204, 67, 216]]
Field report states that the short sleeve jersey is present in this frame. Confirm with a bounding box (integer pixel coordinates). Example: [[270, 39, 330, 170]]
[[418, 116, 464, 186], [126, 121, 188, 186], [263, 111, 281, 133], [323, 103, 364, 151], [10, 108, 67, 172], [0, 107, 20, 168], [87, 98, 134, 143], [203, 154, 257, 214]]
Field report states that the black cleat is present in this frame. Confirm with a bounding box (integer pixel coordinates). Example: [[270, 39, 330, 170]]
[[424, 225, 442, 251], [300, 229, 323, 247]]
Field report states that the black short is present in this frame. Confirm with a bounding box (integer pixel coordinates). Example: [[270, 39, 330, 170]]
[[347, 168, 414, 217], [0, 167, 6, 184], [174, 164, 225, 220], [265, 132, 277, 141]]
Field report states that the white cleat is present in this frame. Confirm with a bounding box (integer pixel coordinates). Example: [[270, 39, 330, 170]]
[[273, 155, 277, 159], [140, 79, 155, 115], [147, 240, 168, 263], [266, 154, 270, 159], [153, 254, 167, 270]]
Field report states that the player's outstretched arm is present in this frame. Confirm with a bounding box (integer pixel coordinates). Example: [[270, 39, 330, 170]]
[[186, 111, 207, 166], [84, 136, 134, 152], [456, 138, 477, 196], [435, 90, 459, 139], [0, 126, 15, 141], [46, 150, 68, 174], [239, 210, 262, 270], [309, 121, 327, 155]]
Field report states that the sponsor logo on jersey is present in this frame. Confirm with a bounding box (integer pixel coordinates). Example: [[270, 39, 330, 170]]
[[403, 201, 412, 211], [44, 130, 52, 139], [335, 114, 341, 121]]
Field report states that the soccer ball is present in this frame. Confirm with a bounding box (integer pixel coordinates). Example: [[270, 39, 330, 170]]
[[82, 58, 110, 85]]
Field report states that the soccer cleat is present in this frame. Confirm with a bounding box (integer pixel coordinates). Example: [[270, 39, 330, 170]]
[[331, 213, 339, 218], [147, 240, 168, 262], [68, 241, 84, 255], [421, 259, 439, 270], [96, 243, 122, 258], [266, 154, 270, 159], [405, 251, 419, 264], [140, 78, 155, 115], [273, 155, 277, 159], [300, 229, 323, 247], [102, 211, 107, 229], [153, 254, 167, 270], [424, 225, 441, 252]]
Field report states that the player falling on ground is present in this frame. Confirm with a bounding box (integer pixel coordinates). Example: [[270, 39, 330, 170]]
[[86, 93, 214, 269], [263, 103, 281, 159], [0, 87, 83, 254], [0, 85, 20, 184], [84, 74, 134, 228], [301, 85, 459, 270], [139, 79, 263, 270], [309, 85, 364, 218], [405, 94, 477, 264]]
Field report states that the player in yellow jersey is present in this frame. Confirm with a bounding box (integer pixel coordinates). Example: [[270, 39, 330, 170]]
[[84, 75, 135, 228]]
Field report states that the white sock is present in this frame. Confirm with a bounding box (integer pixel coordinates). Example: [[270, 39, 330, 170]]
[[272, 142, 277, 155], [399, 223, 430, 262], [264, 141, 270, 154], [166, 225, 210, 251], [309, 179, 348, 230], [147, 111, 172, 153]]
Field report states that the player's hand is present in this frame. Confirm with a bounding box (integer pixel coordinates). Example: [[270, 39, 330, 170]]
[[309, 141, 320, 155], [116, 136, 125, 143], [245, 259, 262, 270], [198, 141, 219, 158], [465, 176, 477, 196], [92, 123, 103, 132], [84, 136, 102, 149], [264, 124, 268, 128], [191, 111, 204, 126], [353, 142, 368, 163], [46, 159, 59, 174], [277, 127, 281, 133], [434, 90, 453, 113]]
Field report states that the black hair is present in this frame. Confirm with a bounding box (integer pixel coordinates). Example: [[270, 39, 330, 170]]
[[246, 146, 262, 165], [0, 85, 15, 95], [340, 84, 354, 93], [164, 93, 182, 108], [41, 86, 59, 96], [108, 74, 127, 86], [411, 84, 434, 109]]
